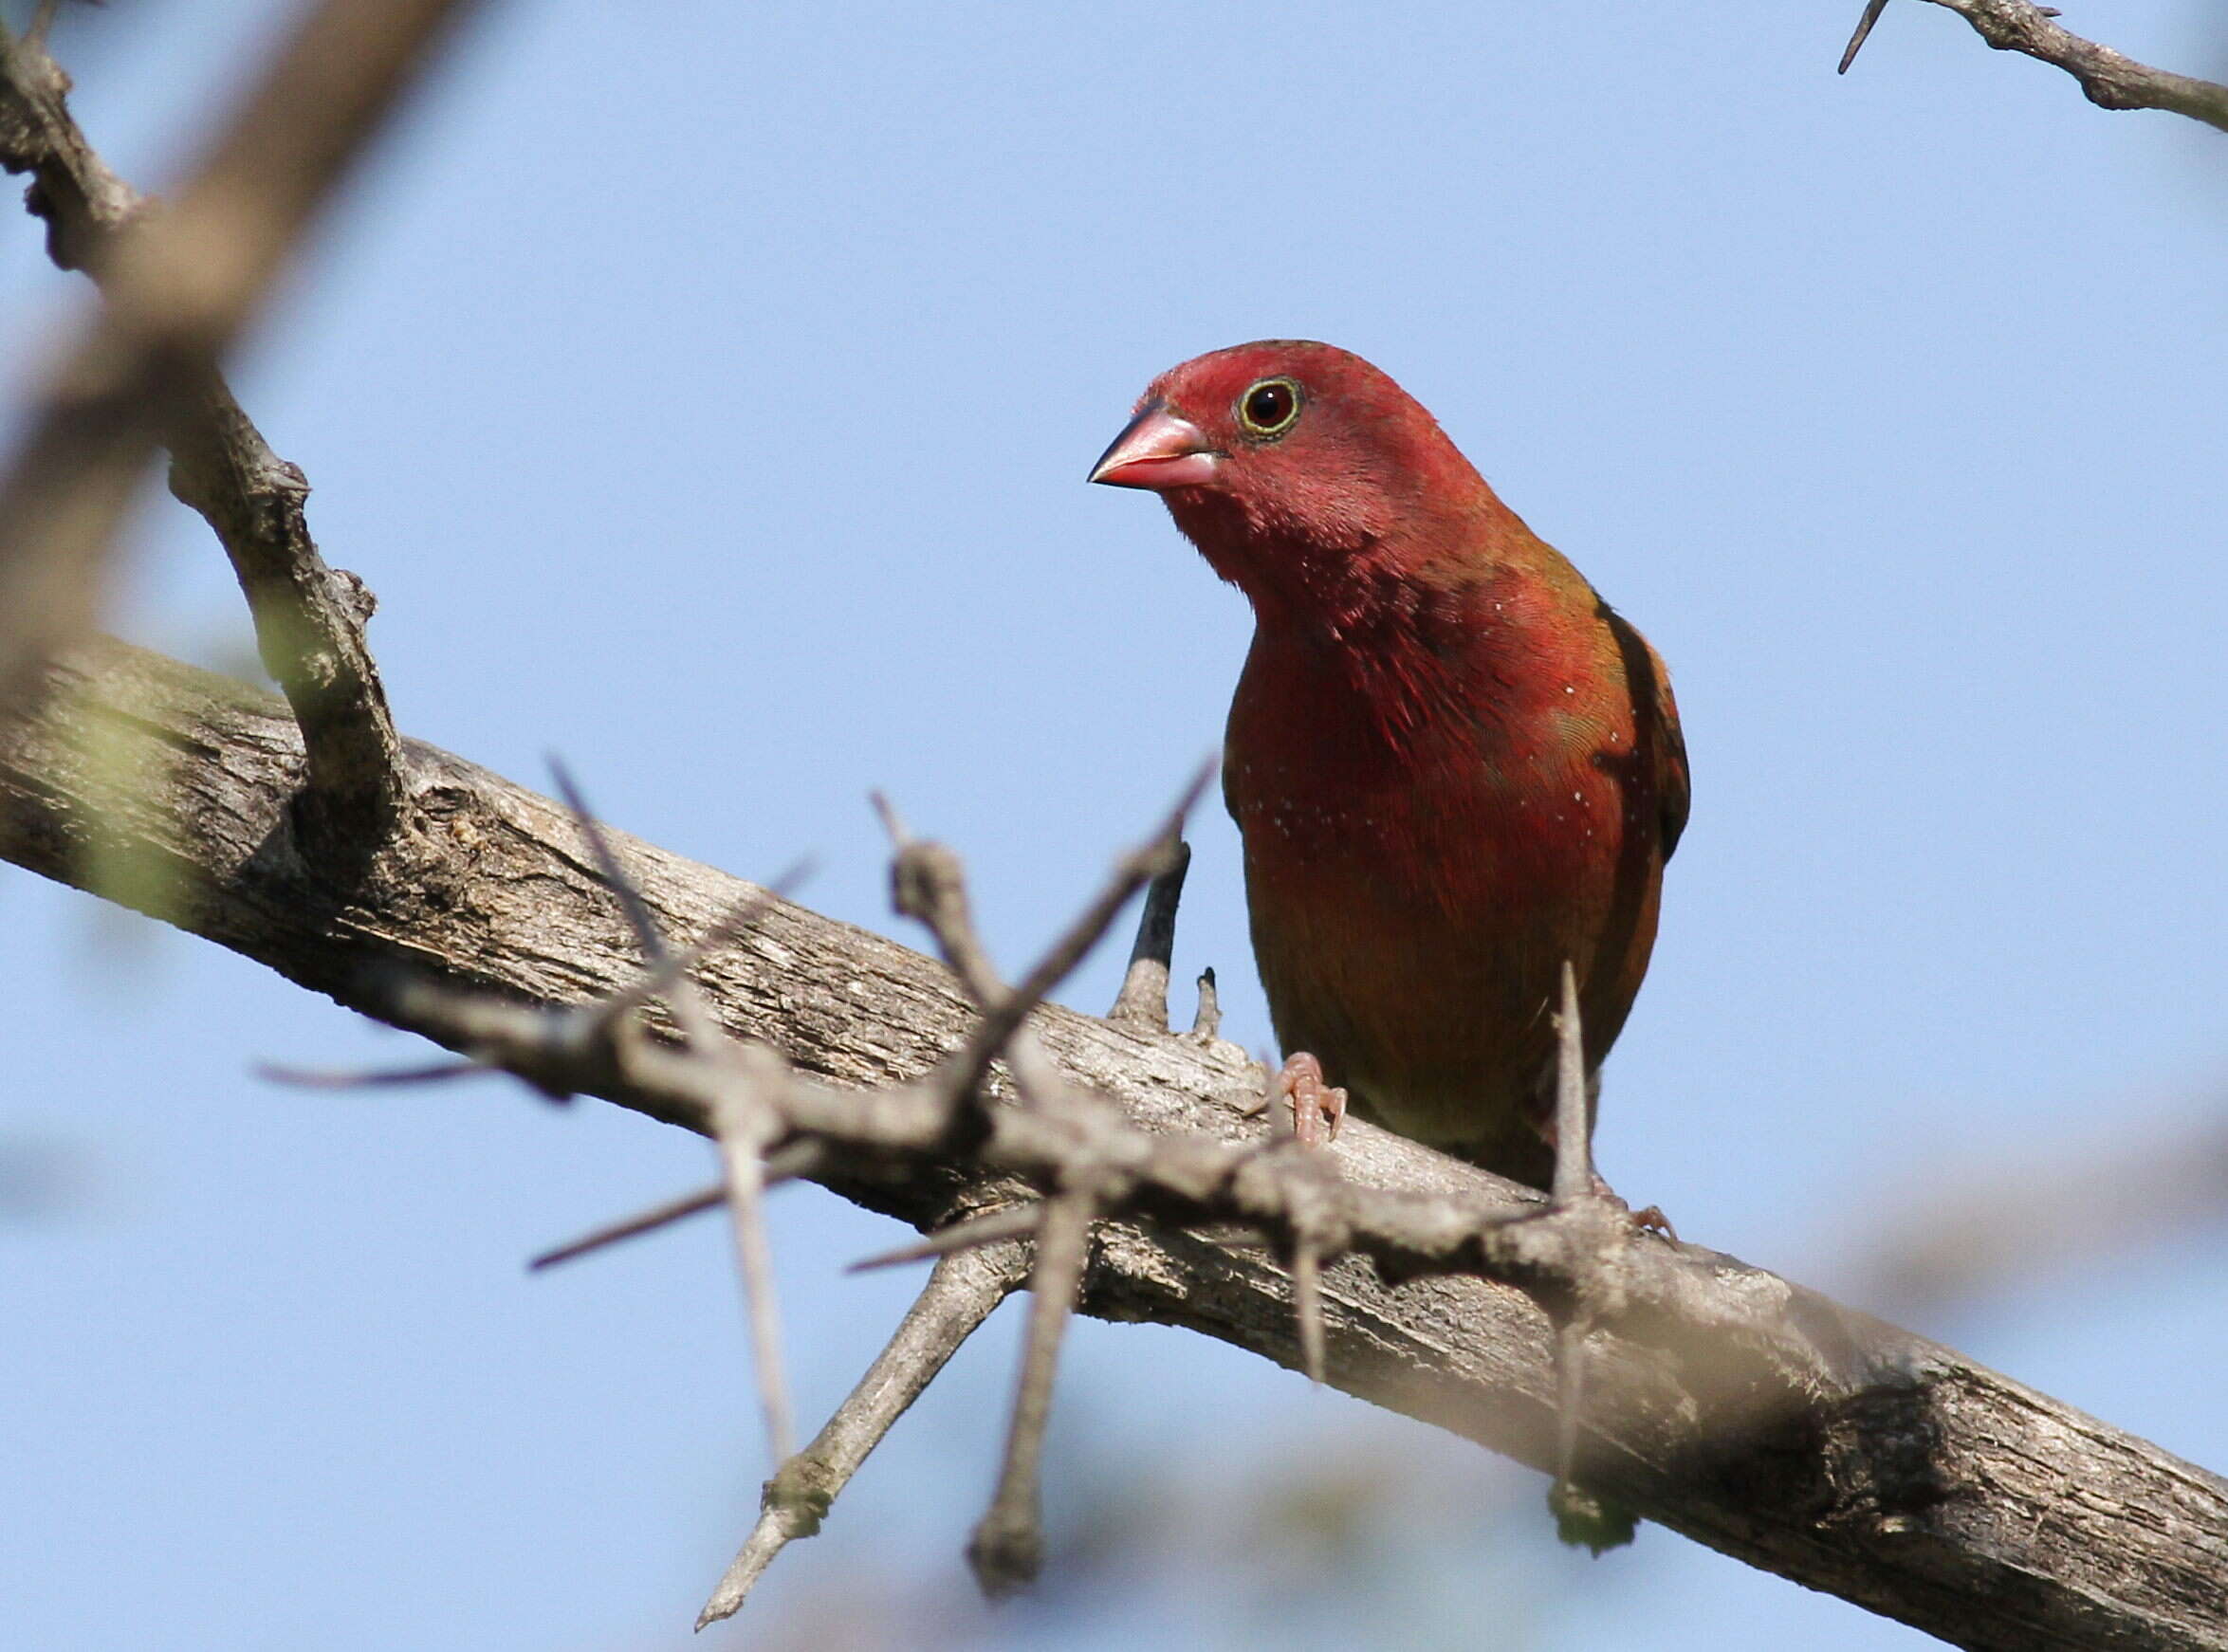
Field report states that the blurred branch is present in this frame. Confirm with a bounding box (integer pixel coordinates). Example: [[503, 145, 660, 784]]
[[1838, 0, 2228, 133], [698, 1240, 1030, 1627], [527, 1141, 820, 1271], [0, 0, 488, 848], [848, 1203, 1044, 1273], [967, 1190, 1091, 1596], [5, 636, 2226, 1651], [548, 760, 797, 1465], [1868, 1110, 2228, 1309], [530, 1183, 726, 1270], [878, 762, 1208, 1119], [877, 794, 1209, 1595]]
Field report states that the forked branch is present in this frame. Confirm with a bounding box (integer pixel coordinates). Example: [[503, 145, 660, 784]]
[[0, 0, 472, 846], [698, 1240, 1031, 1626]]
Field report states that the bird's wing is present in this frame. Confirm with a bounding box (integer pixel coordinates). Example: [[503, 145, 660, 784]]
[[1603, 606, 1690, 862]]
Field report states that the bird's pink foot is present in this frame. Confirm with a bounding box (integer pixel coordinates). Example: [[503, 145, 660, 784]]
[[1628, 1202, 1677, 1240], [1585, 1171, 1677, 1240], [1271, 1052, 1347, 1147]]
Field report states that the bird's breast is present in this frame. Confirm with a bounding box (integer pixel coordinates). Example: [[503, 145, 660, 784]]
[[1223, 620, 1631, 917], [1221, 605, 1662, 1166]]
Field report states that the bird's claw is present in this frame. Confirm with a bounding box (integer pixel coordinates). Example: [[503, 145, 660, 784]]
[[1271, 1052, 1347, 1147], [1581, 1170, 1677, 1240], [1629, 1202, 1676, 1239]]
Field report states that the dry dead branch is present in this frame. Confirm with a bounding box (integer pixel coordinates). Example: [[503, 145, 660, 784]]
[[1839, 0, 2228, 132], [5, 636, 2225, 1651], [0, 0, 478, 846], [699, 1240, 1030, 1626]]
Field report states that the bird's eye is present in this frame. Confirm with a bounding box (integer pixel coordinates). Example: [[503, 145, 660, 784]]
[[1236, 377, 1301, 438]]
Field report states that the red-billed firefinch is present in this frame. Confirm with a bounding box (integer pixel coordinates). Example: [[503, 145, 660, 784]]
[[1093, 340, 1685, 1190]]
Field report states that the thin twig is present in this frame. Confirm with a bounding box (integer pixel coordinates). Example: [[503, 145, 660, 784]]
[[848, 1202, 1044, 1273], [1838, 0, 1893, 74], [1108, 837, 1189, 1029], [874, 787, 1211, 1593], [596, 860, 813, 1029], [871, 782, 1207, 1595], [992, 759, 1212, 1047], [1540, 964, 1634, 1551], [716, 1087, 797, 1465], [527, 1142, 822, 1272], [551, 762, 797, 1464], [866, 788, 910, 848], [1289, 1238, 1325, 1386], [531, 1184, 725, 1270], [1548, 967, 1593, 1519], [550, 760, 674, 966], [1867, 1111, 2228, 1308], [1272, 1136, 1350, 1388], [256, 1058, 489, 1089], [697, 1239, 1031, 1627], [25, 0, 61, 53], [877, 828, 1065, 1109], [0, 0, 474, 839], [890, 760, 1213, 1116], [1845, 0, 2228, 133], [967, 1190, 1096, 1598], [877, 761, 1211, 1126]]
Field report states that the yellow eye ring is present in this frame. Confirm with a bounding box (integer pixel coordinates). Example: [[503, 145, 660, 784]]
[[1236, 377, 1302, 439]]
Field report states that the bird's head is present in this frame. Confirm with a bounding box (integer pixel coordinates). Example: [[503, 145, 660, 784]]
[[1090, 340, 1497, 619]]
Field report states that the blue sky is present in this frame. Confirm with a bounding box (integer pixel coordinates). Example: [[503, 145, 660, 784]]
[[7, 3, 2228, 1647]]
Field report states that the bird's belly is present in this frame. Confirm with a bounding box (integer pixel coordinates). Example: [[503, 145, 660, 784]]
[[1232, 762, 1658, 1178]]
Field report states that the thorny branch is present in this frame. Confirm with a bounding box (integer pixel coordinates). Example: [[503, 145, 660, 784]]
[[548, 761, 797, 1465], [359, 768, 2127, 1606], [877, 762, 1212, 1122], [697, 1240, 1032, 1627], [432, 767, 1219, 1610], [875, 775, 1211, 1594], [531, 1184, 727, 1271], [351, 743, 1650, 1604], [967, 1191, 1093, 1596], [0, 0, 475, 847], [848, 1203, 1045, 1274], [1838, 0, 2228, 133], [7, 639, 2228, 1651], [355, 779, 2201, 1631]]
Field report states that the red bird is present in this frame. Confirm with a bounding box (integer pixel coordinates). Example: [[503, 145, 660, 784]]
[[1091, 341, 1686, 1190]]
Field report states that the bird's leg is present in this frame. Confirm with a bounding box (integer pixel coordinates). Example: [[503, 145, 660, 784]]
[[1270, 1052, 1347, 1147]]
